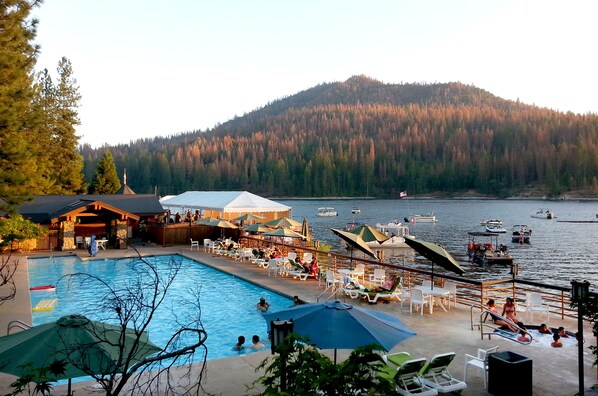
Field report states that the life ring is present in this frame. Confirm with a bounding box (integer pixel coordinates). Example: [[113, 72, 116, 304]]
[[30, 285, 56, 291]]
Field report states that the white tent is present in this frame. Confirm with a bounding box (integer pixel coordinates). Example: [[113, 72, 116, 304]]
[[159, 191, 291, 218]]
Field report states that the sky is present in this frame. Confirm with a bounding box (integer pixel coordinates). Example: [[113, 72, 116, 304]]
[[33, 0, 598, 148]]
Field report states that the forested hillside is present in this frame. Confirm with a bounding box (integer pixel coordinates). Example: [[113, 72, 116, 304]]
[[80, 76, 598, 198]]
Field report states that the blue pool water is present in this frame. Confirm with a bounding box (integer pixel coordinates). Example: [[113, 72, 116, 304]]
[[28, 254, 292, 360]]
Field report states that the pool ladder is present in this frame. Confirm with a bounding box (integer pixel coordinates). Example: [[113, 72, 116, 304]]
[[7, 320, 31, 334], [470, 303, 532, 345]]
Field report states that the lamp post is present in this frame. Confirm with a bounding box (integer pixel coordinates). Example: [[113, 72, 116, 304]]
[[571, 280, 590, 396], [270, 319, 294, 392]]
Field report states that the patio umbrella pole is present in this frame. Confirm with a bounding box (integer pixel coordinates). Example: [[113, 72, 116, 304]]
[[67, 379, 71, 396]]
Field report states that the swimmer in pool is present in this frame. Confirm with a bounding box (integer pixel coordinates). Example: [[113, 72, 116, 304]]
[[557, 326, 569, 338], [551, 333, 563, 348], [539, 323, 552, 334]]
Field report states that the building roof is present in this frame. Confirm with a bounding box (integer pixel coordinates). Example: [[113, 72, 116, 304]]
[[159, 191, 291, 213], [17, 194, 163, 224]]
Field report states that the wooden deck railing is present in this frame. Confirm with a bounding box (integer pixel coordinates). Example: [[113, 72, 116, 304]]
[[239, 235, 583, 321]]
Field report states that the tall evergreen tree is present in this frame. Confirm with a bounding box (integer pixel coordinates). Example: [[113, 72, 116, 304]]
[[89, 151, 121, 194], [0, 0, 43, 212]]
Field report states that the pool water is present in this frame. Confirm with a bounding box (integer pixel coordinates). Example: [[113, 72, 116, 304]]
[[28, 255, 292, 360]]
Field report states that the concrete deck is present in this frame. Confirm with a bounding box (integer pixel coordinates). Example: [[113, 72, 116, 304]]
[[0, 244, 596, 395]]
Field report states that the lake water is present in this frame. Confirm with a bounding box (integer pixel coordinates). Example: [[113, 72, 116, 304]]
[[278, 199, 598, 288]]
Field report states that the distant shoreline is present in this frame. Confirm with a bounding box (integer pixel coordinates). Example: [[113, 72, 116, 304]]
[[273, 196, 598, 201]]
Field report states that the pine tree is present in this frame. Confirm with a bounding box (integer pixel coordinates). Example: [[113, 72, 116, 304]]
[[50, 57, 85, 193], [89, 151, 121, 194], [0, 0, 44, 212]]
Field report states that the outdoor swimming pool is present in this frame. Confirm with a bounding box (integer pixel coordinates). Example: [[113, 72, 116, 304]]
[[28, 254, 292, 360]]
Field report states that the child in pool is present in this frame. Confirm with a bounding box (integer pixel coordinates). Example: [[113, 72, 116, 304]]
[[539, 323, 552, 334], [551, 333, 563, 348]]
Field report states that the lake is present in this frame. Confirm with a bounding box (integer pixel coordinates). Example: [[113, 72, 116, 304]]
[[278, 198, 598, 288]]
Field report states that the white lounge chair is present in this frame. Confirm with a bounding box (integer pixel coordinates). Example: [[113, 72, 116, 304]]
[[357, 278, 402, 304], [378, 354, 438, 396], [420, 352, 467, 393]]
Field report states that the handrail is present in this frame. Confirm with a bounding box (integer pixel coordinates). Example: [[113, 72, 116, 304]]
[[470, 303, 532, 345], [7, 320, 31, 334]]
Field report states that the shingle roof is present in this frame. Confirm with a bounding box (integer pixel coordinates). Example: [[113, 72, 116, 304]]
[[16, 195, 163, 224]]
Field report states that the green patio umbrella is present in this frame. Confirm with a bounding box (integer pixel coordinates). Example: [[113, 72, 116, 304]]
[[243, 223, 270, 233], [404, 235, 464, 289], [194, 217, 216, 225], [348, 224, 389, 244], [331, 228, 377, 261], [0, 315, 160, 395], [265, 217, 302, 228], [234, 213, 264, 222]]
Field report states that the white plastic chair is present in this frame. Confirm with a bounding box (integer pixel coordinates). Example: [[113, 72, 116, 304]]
[[369, 268, 386, 285], [266, 260, 280, 277], [410, 288, 431, 315], [190, 239, 199, 251], [203, 239, 212, 252], [444, 281, 458, 308], [399, 284, 411, 309], [75, 236, 85, 249], [527, 292, 550, 323], [353, 263, 366, 280], [464, 346, 498, 388], [287, 252, 297, 261], [325, 271, 340, 291], [422, 280, 433, 289], [302, 252, 313, 263]]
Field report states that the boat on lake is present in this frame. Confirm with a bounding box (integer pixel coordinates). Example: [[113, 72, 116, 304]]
[[512, 225, 532, 243], [467, 231, 514, 265], [531, 209, 555, 219], [480, 219, 503, 226], [485, 223, 507, 233], [351, 208, 361, 214], [404, 213, 437, 223], [316, 207, 338, 217]]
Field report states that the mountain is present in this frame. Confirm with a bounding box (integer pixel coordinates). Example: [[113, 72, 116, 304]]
[[81, 76, 598, 199]]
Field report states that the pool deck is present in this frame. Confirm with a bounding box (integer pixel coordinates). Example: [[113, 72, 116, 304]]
[[1, 244, 597, 395]]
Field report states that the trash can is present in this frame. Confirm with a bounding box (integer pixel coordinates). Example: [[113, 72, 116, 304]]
[[488, 351, 532, 395]]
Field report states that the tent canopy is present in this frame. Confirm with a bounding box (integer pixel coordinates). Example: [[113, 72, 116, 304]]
[[160, 191, 291, 213]]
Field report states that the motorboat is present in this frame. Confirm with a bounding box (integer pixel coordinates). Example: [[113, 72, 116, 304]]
[[404, 213, 437, 223], [351, 208, 361, 214], [531, 209, 555, 219], [480, 219, 503, 226], [316, 207, 338, 217], [467, 231, 514, 265], [485, 223, 507, 233], [512, 225, 532, 243], [367, 222, 412, 256]]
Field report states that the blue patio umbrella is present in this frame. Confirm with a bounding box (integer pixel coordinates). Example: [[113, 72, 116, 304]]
[[263, 301, 415, 363]]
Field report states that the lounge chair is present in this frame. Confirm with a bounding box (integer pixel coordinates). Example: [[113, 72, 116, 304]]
[[282, 259, 310, 280], [378, 354, 438, 396], [419, 352, 467, 394], [357, 278, 402, 304]]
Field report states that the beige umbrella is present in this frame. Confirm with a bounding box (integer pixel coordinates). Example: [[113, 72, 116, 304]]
[[207, 219, 239, 229], [265, 217, 302, 228], [263, 228, 305, 238]]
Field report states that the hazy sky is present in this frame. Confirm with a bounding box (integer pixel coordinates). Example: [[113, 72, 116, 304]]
[[34, 0, 598, 148]]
